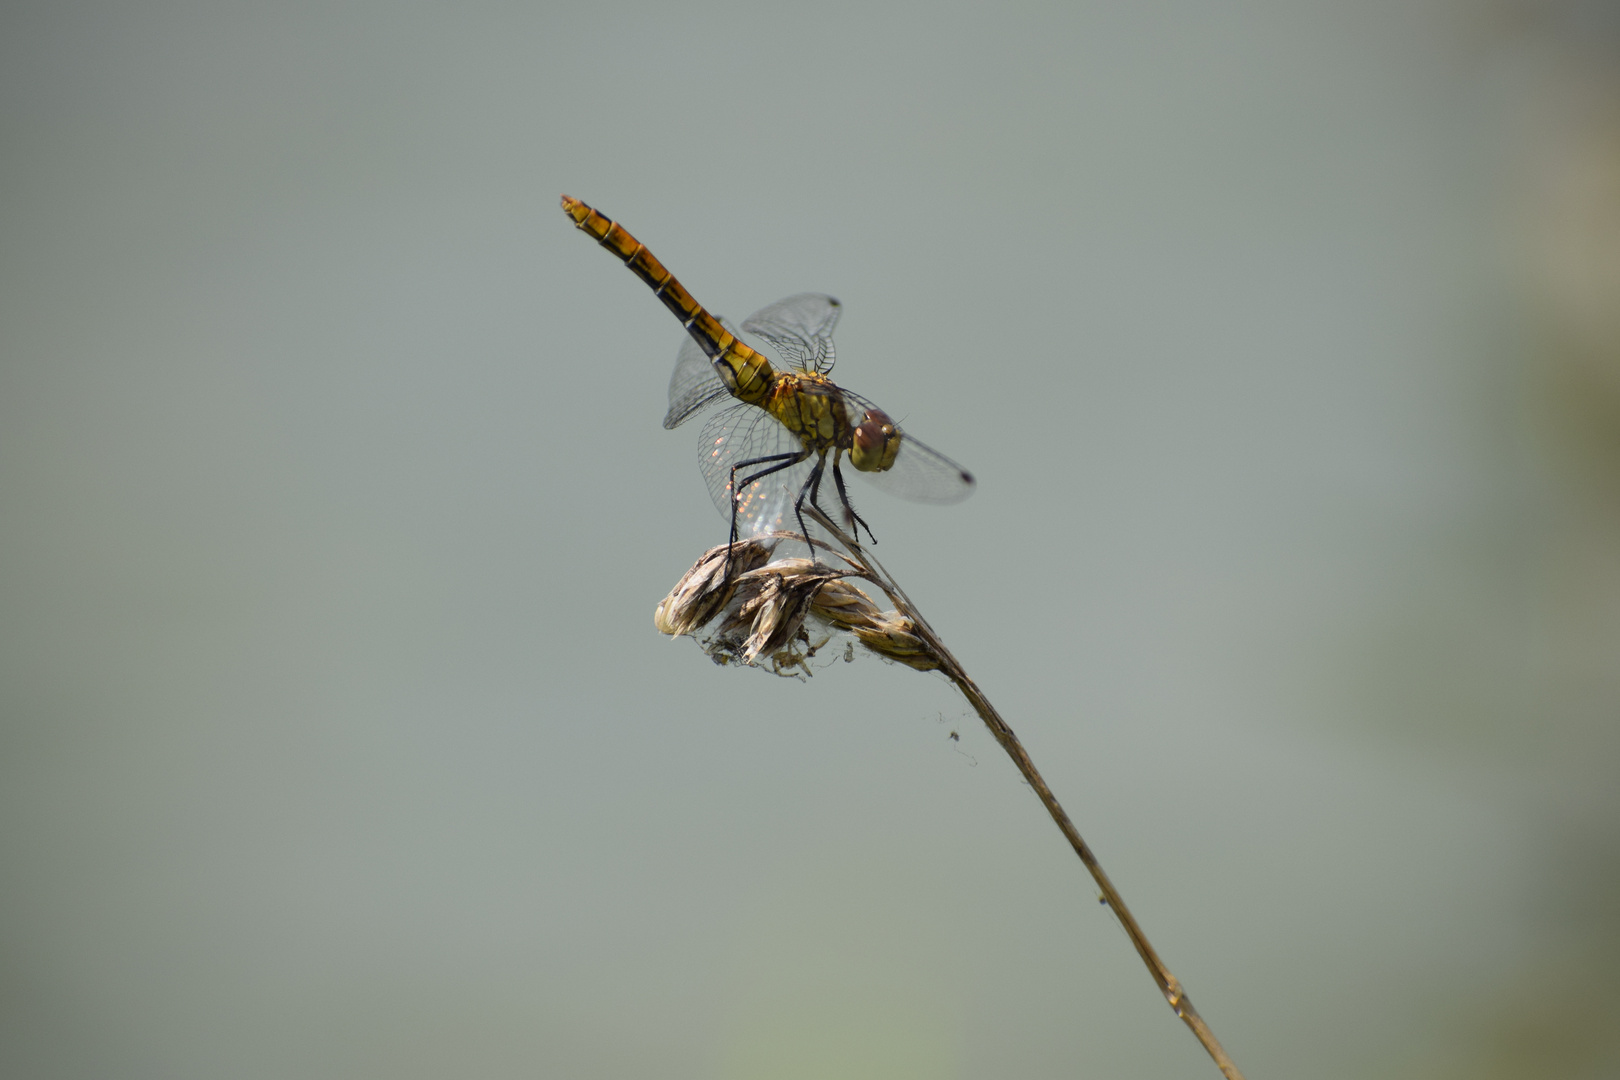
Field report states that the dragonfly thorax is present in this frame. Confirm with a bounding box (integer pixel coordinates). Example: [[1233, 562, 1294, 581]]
[[764, 372, 855, 453]]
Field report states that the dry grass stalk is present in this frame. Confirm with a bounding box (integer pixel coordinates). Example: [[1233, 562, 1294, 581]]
[[654, 512, 1247, 1080]]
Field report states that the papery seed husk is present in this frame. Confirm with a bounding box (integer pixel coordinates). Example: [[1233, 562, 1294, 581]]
[[654, 539, 777, 636]]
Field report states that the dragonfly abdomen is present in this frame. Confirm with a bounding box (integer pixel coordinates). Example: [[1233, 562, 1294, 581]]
[[561, 195, 772, 406]]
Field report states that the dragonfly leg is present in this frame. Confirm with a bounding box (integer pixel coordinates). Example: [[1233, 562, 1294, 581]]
[[728, 449, 810, 570], [793, 454, 831, 561], [830, 459, 877, 545]]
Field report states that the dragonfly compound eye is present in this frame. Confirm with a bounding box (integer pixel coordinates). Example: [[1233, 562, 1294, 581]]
[[850, 409, 902, 473]]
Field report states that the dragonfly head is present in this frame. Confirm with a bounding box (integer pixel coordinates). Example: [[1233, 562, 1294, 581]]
[[849, 408, 902, 473]]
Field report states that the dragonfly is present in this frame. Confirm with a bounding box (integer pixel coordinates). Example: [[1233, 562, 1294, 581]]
[[561, 195, 975, 559]]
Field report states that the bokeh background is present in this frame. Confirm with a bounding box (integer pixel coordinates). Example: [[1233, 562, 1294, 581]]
[[4, 1, 1619, 1077]]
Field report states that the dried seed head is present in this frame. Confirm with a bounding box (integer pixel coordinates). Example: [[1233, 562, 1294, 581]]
[[652, 538, 777, 638], [655, 545, 941, 674], [809, 578, 939, 671], [717, 558, 840, 665]]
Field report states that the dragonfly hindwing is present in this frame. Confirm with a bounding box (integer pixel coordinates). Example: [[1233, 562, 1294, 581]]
[[664, 319, 736, 429]]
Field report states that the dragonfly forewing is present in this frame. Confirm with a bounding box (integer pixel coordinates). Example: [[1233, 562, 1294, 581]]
[[738, 293, 841, 375], [840, 391, 975, 504]]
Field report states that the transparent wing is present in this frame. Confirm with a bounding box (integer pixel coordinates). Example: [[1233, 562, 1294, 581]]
[[741, 293, 841, 375], [666, 298, 841, 427], [665, 316, 753, 429], [841, 391, 975, 504], [697, 403, 842, 542], [664, 332, 728, 429]]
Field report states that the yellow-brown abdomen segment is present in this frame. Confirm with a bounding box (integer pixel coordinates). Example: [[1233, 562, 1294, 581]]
[[561, 195, 773, 406]]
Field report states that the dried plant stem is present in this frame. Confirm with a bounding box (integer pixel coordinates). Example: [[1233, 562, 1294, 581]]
[[801, 508, 1246, 1080]]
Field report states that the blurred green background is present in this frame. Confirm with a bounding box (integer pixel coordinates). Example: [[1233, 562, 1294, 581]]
[[4, 1, 1619, 1077]]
